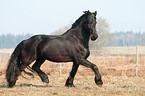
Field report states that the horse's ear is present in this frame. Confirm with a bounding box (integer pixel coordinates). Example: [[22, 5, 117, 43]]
[[83, 10, 90, 15], [94, 11, 97, 16]]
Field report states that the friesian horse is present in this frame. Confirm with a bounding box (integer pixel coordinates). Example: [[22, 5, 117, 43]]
[[6, 10, 103, 88]]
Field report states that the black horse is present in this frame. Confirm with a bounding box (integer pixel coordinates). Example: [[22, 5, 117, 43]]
[[6, 10, 103, 88]]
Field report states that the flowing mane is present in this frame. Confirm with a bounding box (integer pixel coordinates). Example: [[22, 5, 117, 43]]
[[71, 14, 87, 28]]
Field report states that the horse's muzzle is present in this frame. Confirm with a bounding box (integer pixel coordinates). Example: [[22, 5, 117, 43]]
[[91, 35, 98, 41]]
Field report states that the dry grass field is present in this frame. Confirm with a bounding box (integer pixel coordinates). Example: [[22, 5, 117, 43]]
[[0, 47, 145, 96]]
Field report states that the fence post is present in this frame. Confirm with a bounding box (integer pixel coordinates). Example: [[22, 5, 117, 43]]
[[0, 54, 1, 65], [136, 45, 139, 76], [59, 63, 61, 74]]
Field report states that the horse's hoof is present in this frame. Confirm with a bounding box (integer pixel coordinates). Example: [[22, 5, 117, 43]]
[[42, 79, 49, 83], [97, 84, 102, 87], [94, 77, 103, 87], [96, 81, 103, 87], [65, 84, 75, 87]]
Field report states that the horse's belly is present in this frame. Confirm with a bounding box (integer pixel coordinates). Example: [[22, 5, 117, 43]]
[[47, 56, 72, 62]]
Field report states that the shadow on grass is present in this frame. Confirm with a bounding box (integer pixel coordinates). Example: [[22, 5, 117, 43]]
[[0, 72, 2, 76], [0, 85, 8, 88], [0, 83, 59, 88]]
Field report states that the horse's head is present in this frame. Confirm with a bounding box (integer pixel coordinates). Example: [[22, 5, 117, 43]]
[[83, 10, 98, 41]]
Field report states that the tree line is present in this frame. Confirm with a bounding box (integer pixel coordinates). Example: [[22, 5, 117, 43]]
[[0, 33, 32, 48], [108, 32, 145, 46], [0, 31, 144, 49]]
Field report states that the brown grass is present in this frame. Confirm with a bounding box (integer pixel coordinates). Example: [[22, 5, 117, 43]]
[[0, 72, 145, 96], [0, 48, 145, 96]]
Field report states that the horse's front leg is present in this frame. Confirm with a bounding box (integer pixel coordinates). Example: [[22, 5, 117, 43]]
[[65, 62, 79, 87], [79, 59, 103, 87]]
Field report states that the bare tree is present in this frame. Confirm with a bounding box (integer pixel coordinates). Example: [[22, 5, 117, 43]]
[[91, 17, 112, 49], [50, 24, 71, 35]]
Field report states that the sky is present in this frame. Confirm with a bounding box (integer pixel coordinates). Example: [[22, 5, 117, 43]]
[[0, 0, 145, 35]]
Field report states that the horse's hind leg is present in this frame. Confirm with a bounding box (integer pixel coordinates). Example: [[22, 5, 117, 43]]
[[65, 62, 79, 87], [32, 59, 49, 83]]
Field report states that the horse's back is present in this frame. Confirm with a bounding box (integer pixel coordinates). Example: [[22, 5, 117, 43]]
[[18, 35, 44, 62], [21, 35, 57, 59]]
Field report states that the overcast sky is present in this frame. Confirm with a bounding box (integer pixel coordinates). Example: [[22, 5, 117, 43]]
[[0, 0, 145, 35]]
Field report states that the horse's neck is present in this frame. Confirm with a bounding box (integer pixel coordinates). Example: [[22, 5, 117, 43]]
[[63, 26, 90, 49], [81, 28, 90, 49]]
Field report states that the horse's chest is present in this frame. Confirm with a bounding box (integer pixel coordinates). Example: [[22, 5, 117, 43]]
[[77, 47, 90, 58], [83, 49, 90, 58]]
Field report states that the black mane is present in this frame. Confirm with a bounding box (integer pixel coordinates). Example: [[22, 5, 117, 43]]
[[71, 14, 87, 28]]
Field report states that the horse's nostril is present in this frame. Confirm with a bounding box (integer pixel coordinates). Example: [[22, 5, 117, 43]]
[[91, 35, 98, 41]]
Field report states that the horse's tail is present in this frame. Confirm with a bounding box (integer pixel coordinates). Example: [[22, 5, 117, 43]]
[[6, 44, 21, 88]]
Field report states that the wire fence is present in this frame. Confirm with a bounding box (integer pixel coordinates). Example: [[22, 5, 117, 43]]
[[0, 46, 145, 77], [40, 46, 145, 77]]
